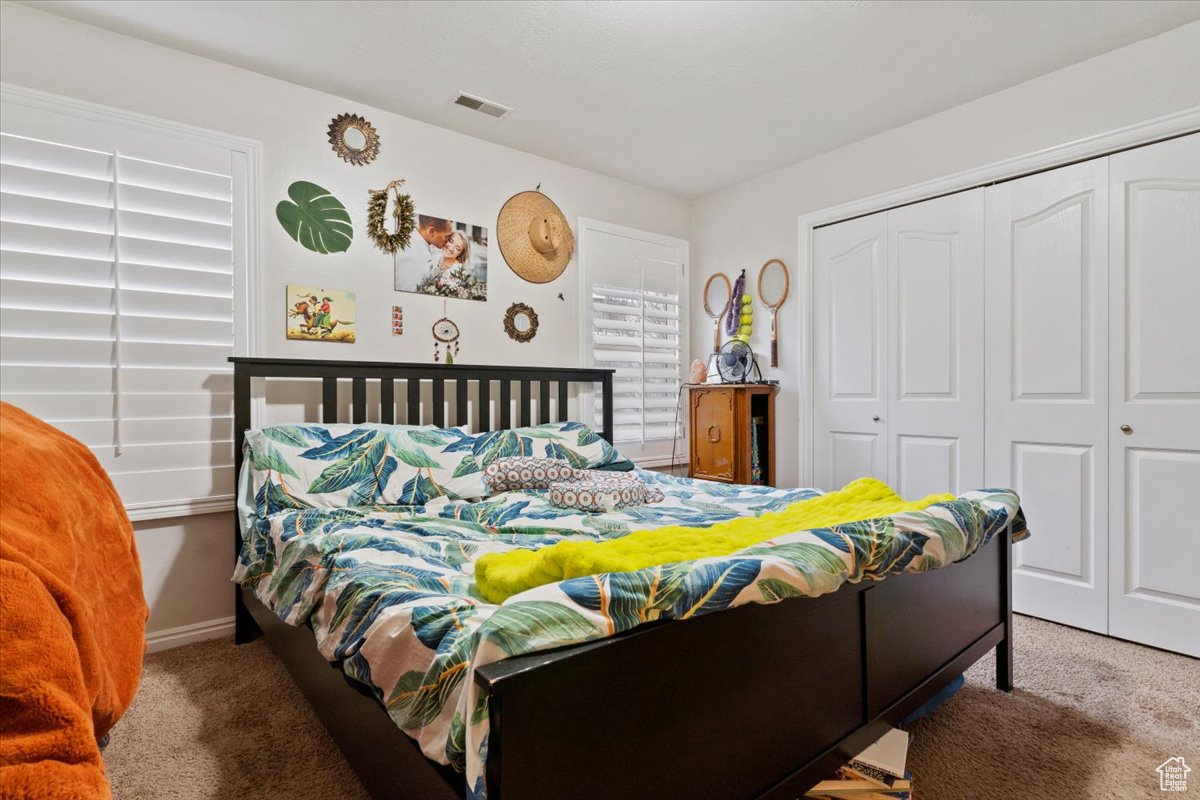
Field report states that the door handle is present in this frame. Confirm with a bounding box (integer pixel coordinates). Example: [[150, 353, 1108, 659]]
[[872, 416, 881, 423], [1120, 424, 1133, 434]]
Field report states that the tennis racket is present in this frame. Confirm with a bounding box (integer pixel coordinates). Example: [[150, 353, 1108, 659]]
[[702, 273, 732, 355], [757, 258, 790, 368]]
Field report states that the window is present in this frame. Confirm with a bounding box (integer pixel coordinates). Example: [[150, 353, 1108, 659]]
[[0, 87, 258, 520], [580, 219, 689, 466]]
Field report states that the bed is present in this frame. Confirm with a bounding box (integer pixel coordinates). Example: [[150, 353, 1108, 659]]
[[231, 357, 1021, 800]]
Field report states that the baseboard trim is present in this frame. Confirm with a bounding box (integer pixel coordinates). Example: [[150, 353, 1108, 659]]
[[145, 616, 235, 653]]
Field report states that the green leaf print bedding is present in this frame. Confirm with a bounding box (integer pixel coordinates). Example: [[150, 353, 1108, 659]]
[[233, 469, 1025, 800]]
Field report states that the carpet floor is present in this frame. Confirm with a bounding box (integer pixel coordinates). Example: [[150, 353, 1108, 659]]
[[102, 614, 1197, 799]]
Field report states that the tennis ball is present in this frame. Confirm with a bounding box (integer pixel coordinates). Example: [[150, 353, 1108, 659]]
[[739, 324, 752, 336], [741, 294, 753, 305], [740, 313, 752, 325]]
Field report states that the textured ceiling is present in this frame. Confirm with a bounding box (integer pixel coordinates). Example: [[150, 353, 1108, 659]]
[[19, 0, 1200, 197]]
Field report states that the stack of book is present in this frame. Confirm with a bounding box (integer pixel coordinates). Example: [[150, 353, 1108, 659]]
[[805, 727, 912, 800]]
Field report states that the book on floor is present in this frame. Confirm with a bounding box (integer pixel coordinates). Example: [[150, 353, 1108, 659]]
[[804, 776, 912, 799], [804, 726, 912, 800], [851, 727, 909, 779]]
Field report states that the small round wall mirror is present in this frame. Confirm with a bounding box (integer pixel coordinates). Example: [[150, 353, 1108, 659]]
[[327, 113, 380, 166], [343, 126, 367, 150], [504, 302, 539, 343]]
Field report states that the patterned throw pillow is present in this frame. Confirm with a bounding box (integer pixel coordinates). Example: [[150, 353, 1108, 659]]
[[548, 472, 665, 512], [483, 456, 583, 493], [245, 424, 489, 515], [443, 421, 634, 473]]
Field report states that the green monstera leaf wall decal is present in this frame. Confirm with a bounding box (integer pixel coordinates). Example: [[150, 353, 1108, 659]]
[[276, 180, 352, 254]]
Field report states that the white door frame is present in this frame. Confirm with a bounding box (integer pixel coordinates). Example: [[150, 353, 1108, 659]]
[[796, 107, 1200, 487]]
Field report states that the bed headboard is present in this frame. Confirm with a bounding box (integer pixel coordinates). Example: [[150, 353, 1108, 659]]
[[228, 356, 616, 470]]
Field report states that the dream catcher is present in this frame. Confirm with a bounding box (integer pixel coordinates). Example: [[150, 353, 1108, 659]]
[[367, 179, 415, 254], [756, 258, 790, 368], [432, 303, 461, 364]]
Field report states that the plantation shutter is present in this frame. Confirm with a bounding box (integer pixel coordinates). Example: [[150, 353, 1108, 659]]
[[583, 223, 687, 464], [0, 95, 243, 519]]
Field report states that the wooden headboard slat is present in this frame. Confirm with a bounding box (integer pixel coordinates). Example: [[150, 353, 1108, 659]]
[[478, 380, 491, 432], [456, 380, 469, 428], [538, 381, 551, 424], [431, 379, 446, 427], [499, 380, 512, 429], [380, 378, 395, 424], [519, 381, 531, 427], [557, 380, 568, 423], [322, 377, 337, 423], [406, 379, 421, 425], [351, 378, 367, 424]]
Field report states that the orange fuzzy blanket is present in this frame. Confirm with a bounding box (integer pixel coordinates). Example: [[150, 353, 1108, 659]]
[[0, 403, 148, 800]]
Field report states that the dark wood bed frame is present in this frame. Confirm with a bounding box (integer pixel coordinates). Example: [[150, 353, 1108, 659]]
[[231, 356, 1013, 800]]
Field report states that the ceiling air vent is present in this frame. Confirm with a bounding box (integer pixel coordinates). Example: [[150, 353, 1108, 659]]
[[453, 92, 512, 119]]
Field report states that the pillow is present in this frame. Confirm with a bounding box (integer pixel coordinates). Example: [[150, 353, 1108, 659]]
[[246, 421, 631, 512], [245, 423, 488, 515], [444, 421, 634, 474], [548, 472, 664, 513], [483, 456, 583, 493]]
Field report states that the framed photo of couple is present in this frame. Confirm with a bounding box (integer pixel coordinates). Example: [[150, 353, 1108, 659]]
[[393, 213, 488, 302]]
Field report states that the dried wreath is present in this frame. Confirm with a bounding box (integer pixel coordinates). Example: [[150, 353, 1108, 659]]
[[366, 179, 415, 254]]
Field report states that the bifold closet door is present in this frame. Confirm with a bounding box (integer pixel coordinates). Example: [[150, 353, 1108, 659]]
[[886, 190, 985, 498], [985, 158, 1110, 634], [1107, 133, 1200, 657], [813, 213, 888, 490]]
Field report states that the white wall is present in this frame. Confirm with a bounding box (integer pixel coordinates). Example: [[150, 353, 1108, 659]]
[[690, 21, 1200, 489], [0, 3, 691, 645]]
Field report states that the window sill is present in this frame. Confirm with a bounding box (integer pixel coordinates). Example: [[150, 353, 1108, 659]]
[[125, 495, 235, 523]]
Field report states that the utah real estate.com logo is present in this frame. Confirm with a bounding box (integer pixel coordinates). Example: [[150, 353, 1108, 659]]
[[1157, 757, 1190, 792]]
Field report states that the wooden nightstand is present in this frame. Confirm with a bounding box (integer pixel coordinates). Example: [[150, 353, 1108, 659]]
[[687, 383, 776, 486]]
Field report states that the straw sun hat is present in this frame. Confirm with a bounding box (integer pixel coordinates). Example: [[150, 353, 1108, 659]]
[[496, 189, 574, 284]]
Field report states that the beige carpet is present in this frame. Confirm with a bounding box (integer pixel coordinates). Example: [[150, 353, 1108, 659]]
[[103, 615, 1198, 799]]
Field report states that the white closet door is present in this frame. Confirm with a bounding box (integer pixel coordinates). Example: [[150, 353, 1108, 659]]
[[886, 189, 985, 498], [985, 158, 1110, 633], [1108, 133, 1200, 657], [814, 212, 888, 490]]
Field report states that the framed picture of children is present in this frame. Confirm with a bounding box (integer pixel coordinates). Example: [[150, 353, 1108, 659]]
[[393, 213, 488, 302], [286, 286, 357, 343]]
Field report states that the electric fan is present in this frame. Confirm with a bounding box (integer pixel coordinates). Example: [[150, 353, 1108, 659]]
[[716, 339, 762, 384]]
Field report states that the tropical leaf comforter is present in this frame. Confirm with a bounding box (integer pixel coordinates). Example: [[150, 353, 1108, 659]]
[[234, 470, 1025, 800]]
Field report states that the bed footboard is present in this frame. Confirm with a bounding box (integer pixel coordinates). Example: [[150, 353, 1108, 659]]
[[476, 531, 1011, 800]]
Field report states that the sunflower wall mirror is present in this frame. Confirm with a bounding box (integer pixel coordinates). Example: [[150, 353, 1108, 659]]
[[503, 302, 539, 343], [328, 113, 380, 166]]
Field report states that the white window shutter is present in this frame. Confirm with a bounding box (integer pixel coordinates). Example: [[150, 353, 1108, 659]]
[[0, 95, 245, 520], [582, 223, 688, 464]]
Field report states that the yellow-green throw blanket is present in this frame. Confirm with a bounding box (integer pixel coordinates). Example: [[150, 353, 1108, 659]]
[[475, 477, 953, 604]]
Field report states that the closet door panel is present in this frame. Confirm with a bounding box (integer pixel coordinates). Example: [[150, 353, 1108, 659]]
[[813, 213, 887, 491], [985, 158, 1109, 633], [887, 189, 984, 497], [1108, 133, 1200, 656]]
